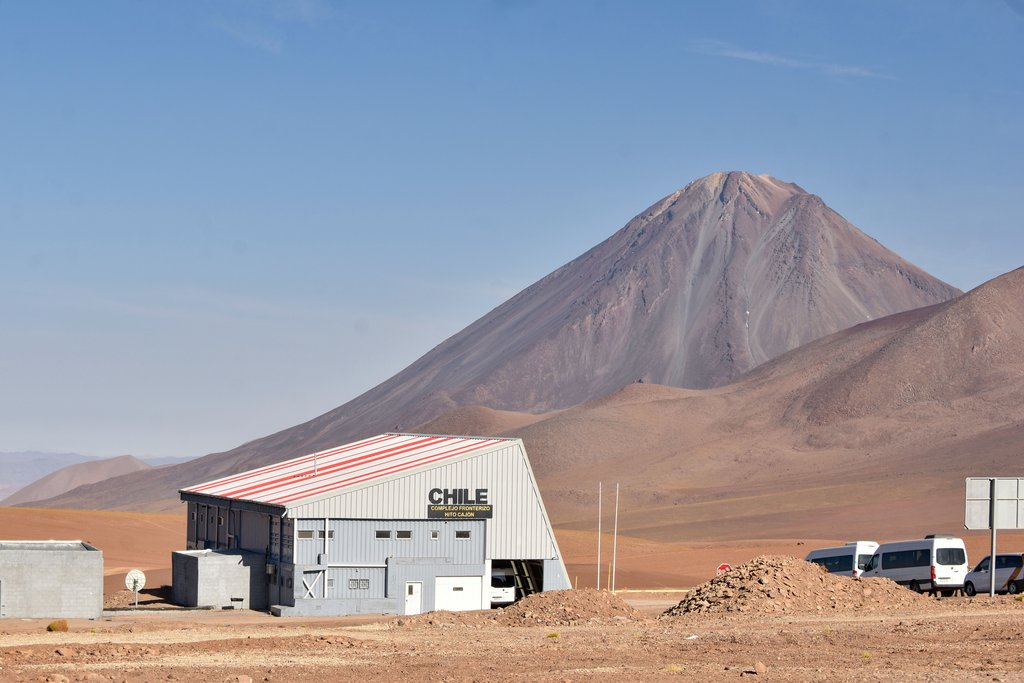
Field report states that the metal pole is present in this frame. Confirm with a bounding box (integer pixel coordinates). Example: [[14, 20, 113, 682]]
[[597, 482, 602, 590], [990, 478, 998, 597], [611, 483, 619, 592]]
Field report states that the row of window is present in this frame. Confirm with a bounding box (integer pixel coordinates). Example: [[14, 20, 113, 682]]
[[190, 511, 225, 526], [297, 530, 335, 540], [318, 578, 370, 590], [297, 529, 472, 541]]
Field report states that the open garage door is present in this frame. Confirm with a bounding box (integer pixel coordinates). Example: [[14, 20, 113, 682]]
[[434, 576, 482, 612]]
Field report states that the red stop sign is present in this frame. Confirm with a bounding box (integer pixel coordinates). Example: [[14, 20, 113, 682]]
[[716, 563, 732, 575]]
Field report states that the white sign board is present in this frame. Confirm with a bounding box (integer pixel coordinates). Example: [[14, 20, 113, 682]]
[[965, 477, 1024, 530]]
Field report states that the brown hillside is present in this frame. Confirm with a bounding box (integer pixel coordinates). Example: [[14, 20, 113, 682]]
[[29, 172, 959, 512], [2, 455, 151, 506]]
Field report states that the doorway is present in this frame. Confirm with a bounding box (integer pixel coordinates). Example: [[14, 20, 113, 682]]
[[404, 581, 423, 615]]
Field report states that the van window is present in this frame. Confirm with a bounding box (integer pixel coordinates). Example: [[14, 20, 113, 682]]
[[865, 554, 879, 572], [809, 555, 853, 573], [975, 557, 990, 572], [996, 555, 1023, 570], [857, 554, 874, 571], [936, 548, 965, 566], [881, 549, 930, 569], [491, 572, 516, 588]]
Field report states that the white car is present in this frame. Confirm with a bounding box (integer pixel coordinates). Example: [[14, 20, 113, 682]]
[[963, 554, 1024, 596]]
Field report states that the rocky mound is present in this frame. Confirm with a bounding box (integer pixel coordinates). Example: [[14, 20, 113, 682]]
[[495, 588, 646, 627], [662, 555, 934, 616]]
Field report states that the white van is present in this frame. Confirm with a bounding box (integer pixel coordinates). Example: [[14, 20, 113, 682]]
[[489, 567, 517, 607], [861, 535, 969, 594], [805, 541, 879, 577]]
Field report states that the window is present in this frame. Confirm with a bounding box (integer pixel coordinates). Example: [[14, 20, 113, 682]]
[[997, 555, 1024, 570], [217, 516, 224, 526], [375, 530, 392, 539], [199, 514, 204, 523], [455, 530, 471, 540], [190, 511, 196, 521], [348, 578, 370, 590], [396, 530, 412, 540], [809, 555, 853, 573], [936, 548, 966, 566], [430, 530, 439, 540], [327, 579, 335, 587], [317, 530, 335, 540], [297, 530, 315, 540]]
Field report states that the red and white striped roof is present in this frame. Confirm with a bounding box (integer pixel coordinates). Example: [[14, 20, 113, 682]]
[[180, 433, 510, 507]]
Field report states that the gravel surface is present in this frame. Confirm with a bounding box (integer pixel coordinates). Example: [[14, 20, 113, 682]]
[[5, 576, 1024, 682]]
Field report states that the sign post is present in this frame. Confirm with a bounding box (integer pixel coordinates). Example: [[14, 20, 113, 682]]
[[965, 477, 1024, 597], [716, 563, 732, 576]]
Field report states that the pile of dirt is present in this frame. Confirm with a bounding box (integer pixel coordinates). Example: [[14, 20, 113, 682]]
[[495, 588, 646, 627], [662, 555, 935, 616]]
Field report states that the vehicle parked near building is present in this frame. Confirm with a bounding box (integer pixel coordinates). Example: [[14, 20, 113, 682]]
[[963, 554, 1024, 596], [805, 541, 879, 577], [861, 535, 968, 595], [490, 566, 517, 607]]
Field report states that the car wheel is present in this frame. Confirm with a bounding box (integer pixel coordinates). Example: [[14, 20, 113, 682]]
[[964, 581, 976, 597], [1009, 582, 1019, 595], [909, 580, 922, 593]]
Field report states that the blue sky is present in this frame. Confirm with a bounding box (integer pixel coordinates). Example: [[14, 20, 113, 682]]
[[2, 0, 1022, 459]]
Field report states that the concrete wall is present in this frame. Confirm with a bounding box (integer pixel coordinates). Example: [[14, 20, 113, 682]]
[[0, 541, 103, 619], [172, 549, 268, 610]]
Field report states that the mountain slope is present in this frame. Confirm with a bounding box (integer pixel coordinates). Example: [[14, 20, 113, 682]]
[[32, 171, 961, 511], [505, 267, 1024, 540], [2, 454, 151, 506], [0, 451, 96, 502]]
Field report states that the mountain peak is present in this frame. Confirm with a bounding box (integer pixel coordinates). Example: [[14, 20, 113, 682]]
[[30, 173, 964, 510]]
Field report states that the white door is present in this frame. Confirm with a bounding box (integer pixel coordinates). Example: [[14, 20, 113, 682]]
[[434, 576, 482, 612], [404, 581, 422, 615]]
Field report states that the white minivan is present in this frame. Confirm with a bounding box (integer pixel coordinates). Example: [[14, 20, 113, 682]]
[[861, 535, 969, 594], [805, 541, 879, 577]]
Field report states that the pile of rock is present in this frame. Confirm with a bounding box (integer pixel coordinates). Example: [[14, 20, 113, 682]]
[[662, 555, 934, 616], [496, 588, 646, 627]]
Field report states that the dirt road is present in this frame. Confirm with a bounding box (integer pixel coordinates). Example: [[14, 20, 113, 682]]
[[2, 592, 1023, 682]]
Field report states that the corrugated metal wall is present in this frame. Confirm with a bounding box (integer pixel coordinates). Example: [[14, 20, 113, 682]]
[[285, 441, 560, 561]]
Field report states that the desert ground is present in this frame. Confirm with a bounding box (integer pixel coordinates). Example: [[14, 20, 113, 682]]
[[5, 507, 1024, 681], [4, 573, 1024, 682]]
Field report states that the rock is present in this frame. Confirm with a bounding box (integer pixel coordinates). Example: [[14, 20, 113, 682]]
[[754, 661, 767, 675]]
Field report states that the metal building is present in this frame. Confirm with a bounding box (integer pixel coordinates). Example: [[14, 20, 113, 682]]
[[0, 541, 103, 619], [176, 433, 570, 616]]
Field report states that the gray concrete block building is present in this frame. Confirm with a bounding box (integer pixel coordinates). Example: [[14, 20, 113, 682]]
[[0, 541, 103, 619], [176, 433, 570, 616]]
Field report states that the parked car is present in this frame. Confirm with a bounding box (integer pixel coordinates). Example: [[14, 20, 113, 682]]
[[805, 541, 879, 577], [861, 535, 969, 595], [963, 554, 1024, 596]]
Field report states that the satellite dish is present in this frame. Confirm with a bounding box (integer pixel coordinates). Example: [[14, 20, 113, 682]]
[[125, 569, 146, 592]]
